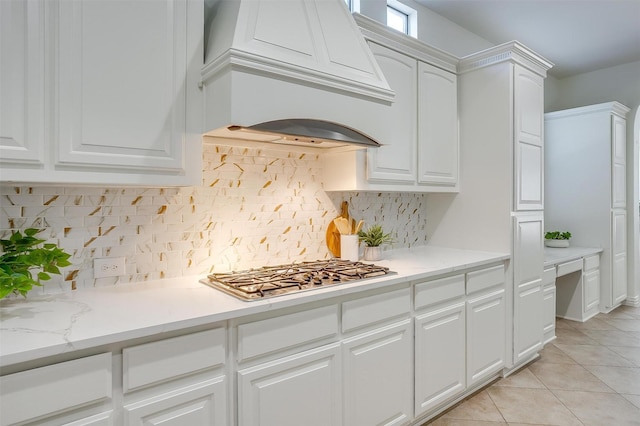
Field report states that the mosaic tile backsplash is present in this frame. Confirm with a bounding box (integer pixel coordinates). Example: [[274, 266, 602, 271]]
[[0, 141, 428, 294]]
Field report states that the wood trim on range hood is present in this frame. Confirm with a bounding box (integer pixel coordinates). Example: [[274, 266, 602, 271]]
[[200, 0, 394, 149]]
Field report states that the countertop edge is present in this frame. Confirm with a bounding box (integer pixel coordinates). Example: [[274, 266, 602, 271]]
[[0, 246, 510, 368]]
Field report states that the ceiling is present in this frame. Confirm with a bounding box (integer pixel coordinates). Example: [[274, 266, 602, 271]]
[[414, 0, 640, 79]]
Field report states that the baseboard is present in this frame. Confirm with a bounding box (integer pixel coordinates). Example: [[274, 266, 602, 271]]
[[623, 295, 640, 307]]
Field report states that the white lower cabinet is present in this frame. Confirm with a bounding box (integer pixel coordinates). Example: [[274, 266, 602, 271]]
[[124, 378, 226, 426], [513, 280, 543, 363], [342, 321, 413, 426], [466, 265, 506, 387], [0, 353, 113, 426], [466, 288, 506, 387], [542, 266, 557, 344], [415, 301, 466, 416], [121, 328, 227, 426], [584, 254, 601, 314], [237, 343, 342, 426]]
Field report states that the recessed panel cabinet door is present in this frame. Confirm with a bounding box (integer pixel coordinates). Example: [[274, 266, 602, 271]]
[[415, 301, 465, 417], [238, 344, 342, 426], [56, 0, 187, 172], [514, 65, 544, 211], [512, 212, 544, 364], [0, 0, 45, 166], [611, 209, 627, 305], [343, 321, 413, 426], [611, 115, 627, 208], [417, 62, 458, 187], [366, 42, 417, 183]]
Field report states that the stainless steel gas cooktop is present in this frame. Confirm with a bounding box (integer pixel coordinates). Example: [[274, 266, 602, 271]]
[[200, 259, 393, 301]]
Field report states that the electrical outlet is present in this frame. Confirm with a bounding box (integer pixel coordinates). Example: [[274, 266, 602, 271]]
[[94, 257, 126, 279]]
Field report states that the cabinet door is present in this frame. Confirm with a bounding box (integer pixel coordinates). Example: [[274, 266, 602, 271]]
[[466, 289, 506, 387], [238, 344, 341, 426], [584, 269, 600, 313], [124, 377, 227, 426], [417, 62, 458, 187], [611, 115, 626, 208], [513, 213, 544, 363], [514, 65, 544, 211], [542, 283, 556, 344], [514, 280, 543, 362], [611, 209, 627, 305], [542, 267, 556, 345], [343, 321, 412, 426], [366, 42, 417, 183], [415, 301, 465, 417], [0, 0, 45, 167], [56, 0, 189, 173]]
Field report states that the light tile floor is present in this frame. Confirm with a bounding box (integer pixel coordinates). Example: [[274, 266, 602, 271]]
[[425, 304, 640, 426]]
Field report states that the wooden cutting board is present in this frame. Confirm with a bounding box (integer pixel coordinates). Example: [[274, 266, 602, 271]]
[[326, 201, 356, 258]]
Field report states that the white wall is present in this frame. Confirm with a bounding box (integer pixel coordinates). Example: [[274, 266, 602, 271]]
[[360, 0, 493, 56]]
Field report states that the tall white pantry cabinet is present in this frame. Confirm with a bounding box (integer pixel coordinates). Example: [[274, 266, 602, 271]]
[[545, 102, 630, 312], [427, 42, 552, 369]]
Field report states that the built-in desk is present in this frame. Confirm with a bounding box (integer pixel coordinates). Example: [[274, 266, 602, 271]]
[[543, 247, 604, 332]]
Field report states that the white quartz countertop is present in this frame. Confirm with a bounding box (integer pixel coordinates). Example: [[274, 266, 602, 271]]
[[0, 246, 509, 368], [543, 246, 603, 268]]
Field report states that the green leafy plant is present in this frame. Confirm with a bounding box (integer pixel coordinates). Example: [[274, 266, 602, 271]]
[[357, 224, 394, 247], [0, 228, 72, 299], [545, 231, 572, 240]]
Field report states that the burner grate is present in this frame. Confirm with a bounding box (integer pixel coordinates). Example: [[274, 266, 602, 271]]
[[201, 259, 392, 300]]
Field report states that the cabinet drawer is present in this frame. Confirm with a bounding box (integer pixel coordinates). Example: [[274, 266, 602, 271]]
[[343, 288, 410, 333], [238, 305, 338, 362], [466, 265, 505, 295], [584, 255, 600, 271], [557, 259, 582, 277], [415, 274, 464, 310], [0, 353, 112, 425], [123, 328, 225, 393], [543, 267, 556, 288]]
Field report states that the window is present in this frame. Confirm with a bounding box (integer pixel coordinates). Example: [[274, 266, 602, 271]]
[[386, 1, 417, 38], [387, 5, 408, 34]]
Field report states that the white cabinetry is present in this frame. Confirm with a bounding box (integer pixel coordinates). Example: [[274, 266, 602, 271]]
[[321, 14, 458, 193], [512, 213, 544, 364], [238, 344, 341, 426], [365, 42, 417, 183], [342, 289, 412, 426], [122, 328, 227, 426], [236, 306, 341, 426], [0, 0, 45, 166], [427, 42, 551, 370], [0, 353, 113, 426], [414, 275, 466, 416], [466, 266, 506, 387], [542, 266, 557, 344], [0, 0, 203, 186], [545, 102, 630, 311]]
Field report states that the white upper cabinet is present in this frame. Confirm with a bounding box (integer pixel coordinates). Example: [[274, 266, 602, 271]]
[[611, 115, 627, 208], [514, 65, 544, 211], [0, 0, 45, 166], [0, 0, 203, 186], [366, 42, 418, 183], [321, 14, 459, 193], [417, 62, 458, 186]]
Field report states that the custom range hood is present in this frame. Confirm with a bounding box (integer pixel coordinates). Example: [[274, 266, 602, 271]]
[[201, 0, 394, 149]]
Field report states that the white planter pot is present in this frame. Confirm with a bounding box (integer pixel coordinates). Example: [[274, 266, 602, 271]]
[[363, 246, 382, 261], [545, 239, 570, 248]]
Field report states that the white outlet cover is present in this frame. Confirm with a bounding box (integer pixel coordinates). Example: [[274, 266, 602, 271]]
[[94, 257, 126, 279]]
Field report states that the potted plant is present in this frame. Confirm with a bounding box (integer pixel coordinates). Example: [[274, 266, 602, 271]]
[[544, 231, 572, 248], [0, 228, 72, 299], [357, 224, 394, 261]]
